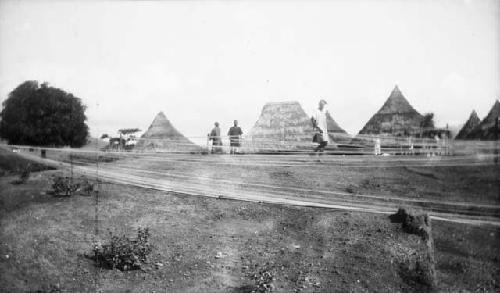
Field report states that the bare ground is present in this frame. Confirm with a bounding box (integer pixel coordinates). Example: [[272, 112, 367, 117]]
[[0, 170, 498, 292], [32, 150, 500, 225]]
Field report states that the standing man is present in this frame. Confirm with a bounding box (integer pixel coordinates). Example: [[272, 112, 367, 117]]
[[209, 122, 222, 154], [228, 120, 243, 154], [311, 99, 329, 159]]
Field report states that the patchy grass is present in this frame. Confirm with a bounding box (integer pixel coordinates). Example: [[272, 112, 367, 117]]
[[0, 171, 498, 292], [0, 146, 498, 291], [0, 146, 55, 176]]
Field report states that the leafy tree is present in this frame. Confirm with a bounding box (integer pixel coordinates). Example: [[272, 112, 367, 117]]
[[420, 113, 435, 129], [0, 81, 89, 147], [118, 128, 141, 135]]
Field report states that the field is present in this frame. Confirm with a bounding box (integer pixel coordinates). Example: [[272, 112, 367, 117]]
[[0, 145, 499, 292]]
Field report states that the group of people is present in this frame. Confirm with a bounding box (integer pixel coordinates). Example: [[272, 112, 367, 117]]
[[208, 99, 331, 157], [208, 120, 243, 154]]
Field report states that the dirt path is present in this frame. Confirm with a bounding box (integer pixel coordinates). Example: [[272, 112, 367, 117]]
[[16, 150, 500, 227]]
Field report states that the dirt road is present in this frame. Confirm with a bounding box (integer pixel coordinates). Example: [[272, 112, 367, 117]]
[[13, 147, 499, 227]]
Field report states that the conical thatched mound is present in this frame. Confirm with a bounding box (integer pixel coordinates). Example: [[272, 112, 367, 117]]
[[250, 101, 313, 140], [326, 111, 346, 133], [249, 101, 317, 150], [136, 112, 194, 150], [325, 110, 350, 143], [359, 85, 423, 136], [455, 110, 480, 140], [465, 100, 500, 140]]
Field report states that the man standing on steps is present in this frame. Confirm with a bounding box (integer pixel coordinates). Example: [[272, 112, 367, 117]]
[[311, 99, 329, 161], [228, 120, 243, 155]]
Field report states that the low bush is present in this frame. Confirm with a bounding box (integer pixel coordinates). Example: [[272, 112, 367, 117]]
[[92, 228, 152, 271], [50, 176, 80, 196], [80, 178, 95, 196], [11, 163, 31, 184], [31, 284, 62, 293], [251, 267, 276, 292]]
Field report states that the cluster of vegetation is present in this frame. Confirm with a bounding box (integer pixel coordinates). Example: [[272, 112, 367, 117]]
[[420, 113, 435, 129], [32, 284, 62, 293], [10, 163, 31, 185], [251, 267, 276, 292], [51, 176, 80, 196], [50, 175, 95, 197], [67, 153, 119, 165], [0, 81, 89, 147], [92, 228, 152, 271]]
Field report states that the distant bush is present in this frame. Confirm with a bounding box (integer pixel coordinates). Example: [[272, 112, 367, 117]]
[[66, 153, 119, 165], [31, 284, 62, 293], [11, 163, 31, 184], [92, 228, 152, 271]]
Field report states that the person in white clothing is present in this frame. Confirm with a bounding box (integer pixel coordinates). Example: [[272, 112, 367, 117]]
[[374, 136, 381, 155], [311, 99, 329, 155]]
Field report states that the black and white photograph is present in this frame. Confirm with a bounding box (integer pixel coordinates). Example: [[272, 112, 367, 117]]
[[0, 0, 499, 292]]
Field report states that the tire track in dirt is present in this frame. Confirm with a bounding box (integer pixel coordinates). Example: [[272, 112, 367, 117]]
[[106, 161, 500, 211], [16, 151, 500, 227]]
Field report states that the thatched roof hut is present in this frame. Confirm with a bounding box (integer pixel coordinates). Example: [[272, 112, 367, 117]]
[[455, 110, 480, 140], [465, 100, 500, 140], [326, 111, 346, 134], [248, 101, 348, 150], [249, 101, 313, 145], [136, 112, 195, 151], [359, 85, 423, 136]]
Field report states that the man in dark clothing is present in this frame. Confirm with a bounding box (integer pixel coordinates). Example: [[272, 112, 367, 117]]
[[228, 120, 243, 154], [209, 122, 223, 154]]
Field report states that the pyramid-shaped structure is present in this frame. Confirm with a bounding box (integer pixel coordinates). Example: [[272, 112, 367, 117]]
[[359, 85, 423, 136], [325, 110, 351, 143], [455, 110, 480, 140], [249, 101, 349, 150], [249, 101, 317, 150], [465, 100, 500, 140], [326, 111, 346, 133], [250, 101, 313, 140], [136, 112, 195, 150]]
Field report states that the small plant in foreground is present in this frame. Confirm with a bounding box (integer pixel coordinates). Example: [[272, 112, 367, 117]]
[[251, 266, 276, 292], [92, 228, 152, 271]]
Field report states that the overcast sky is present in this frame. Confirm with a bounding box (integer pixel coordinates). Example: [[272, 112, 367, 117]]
[[0, 0, 498, 143]]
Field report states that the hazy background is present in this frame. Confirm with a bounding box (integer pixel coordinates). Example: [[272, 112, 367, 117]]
[[0, 0, 499, 144]]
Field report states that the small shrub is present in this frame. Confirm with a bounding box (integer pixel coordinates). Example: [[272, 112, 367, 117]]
[[345, 184, 357, 194], [80, 178, 95, 196], [92, 228, 152, 271], [11, 163, 31, 184], [251, 267, 276, 292], [389, 208, 431, 240], [31, 284, 61, 293], [51, 175, 80, 196]]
